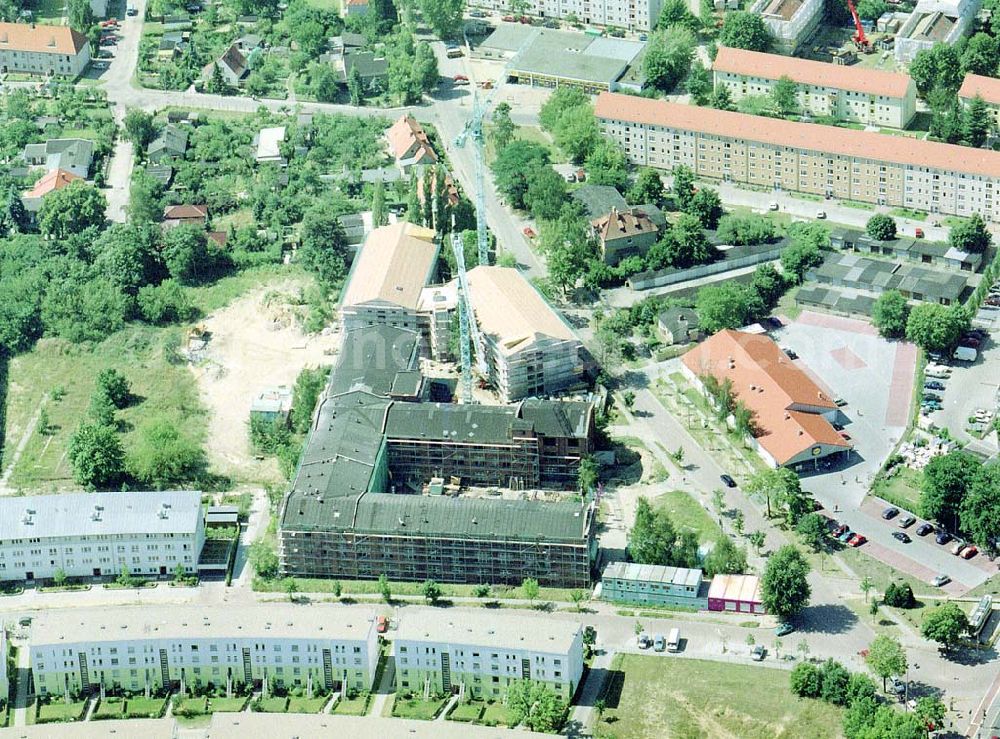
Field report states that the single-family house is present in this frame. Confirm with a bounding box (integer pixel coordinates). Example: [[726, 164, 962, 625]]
[[146, 124, 188, 164], [590, 206, 663, 266], [657, 307, 702, 346], [163, 204, 208, 229], [157, 31, 189, 61], [203, 43, 249, 86], [387, 114, 437, 171], [21, 168, 80, 219], [21, 138, 94, 178]]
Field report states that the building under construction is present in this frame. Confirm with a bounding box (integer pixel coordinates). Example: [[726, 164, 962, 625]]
[[277, 324, 597, 587]]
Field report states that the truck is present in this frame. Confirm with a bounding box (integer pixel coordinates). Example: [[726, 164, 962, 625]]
[[953, 345, 977, 362]]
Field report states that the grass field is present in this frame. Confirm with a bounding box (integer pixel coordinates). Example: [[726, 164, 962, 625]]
[[596, 656, 843, 739], [652, 490, 722, 544], [448, 700, 484, 722], [870, 466, 922, 512], [93, 697, 125, 720], [29, 699, 87, 725], [389, 695, 448, 720], [123, 696, 167, 719], [480, 700, 515, 727], [332, 693, 370, 715]]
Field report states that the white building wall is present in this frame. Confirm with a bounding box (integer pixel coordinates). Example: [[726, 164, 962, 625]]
[[0, 44, 89, 76], [749, 0, 823, 51], [470, 0, 663, 30]]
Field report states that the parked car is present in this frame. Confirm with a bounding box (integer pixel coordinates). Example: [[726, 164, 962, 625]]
[[816, 210, 827, 219], [637, 633, 652, 649], [376, 615, 388, 633], [881, 506, 899, 520], [915, 523, 934, 536], [832, 524, 848, 538], [931, 574, 951, 587], [835, 397, 848, 407], [914, 228, 924, 238], [838, 528, 854, 543], [960, 337, 981, 349], [892, 532, 911, 543], [961, 545, 978, 559], [653, 634, 666, 652], [935, 531, 952, 545], [720, 474, 737, 488], [848, 534, 867, 547], [891, 677, 907, 695], [639, 33, 648, 40], [951, 542, 966, 556], [751, 644, 766, 661], [126, 5, 137, 14], [768, 201, 779, 211], [924, 380, 945, 390], [898, 515, 915, 528], [453, 74, 469, 84], [775, 622, 795, 636], [781, 347, 798, 359], [565, 172, 576, 183], [469, 9, 486, 16], [502, 14, 515, 21], [522, 227, 536, 238]]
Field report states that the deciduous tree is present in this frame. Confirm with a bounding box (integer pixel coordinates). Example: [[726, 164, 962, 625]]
[[68, 422, 125, 489], [920, 602, 969, 651], [949, 212, 992, 253], [39, 181, 107, 239], [760, 545, 811, 619], [872, 290, 909, 338], [719, 11, 772, 51], [866, 213, 897, 241], [865, 634, 907, 691]]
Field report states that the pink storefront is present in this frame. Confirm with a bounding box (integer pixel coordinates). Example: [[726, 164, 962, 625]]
[[707, 574, 766, 614]]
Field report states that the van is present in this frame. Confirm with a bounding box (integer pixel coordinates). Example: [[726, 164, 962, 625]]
[[653, 634, 666, 652], [667, 628, 680, 652]]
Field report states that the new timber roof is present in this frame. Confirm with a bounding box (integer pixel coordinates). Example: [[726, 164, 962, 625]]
[[595, 91, 1000, 178], [340, 222, 439, 311]]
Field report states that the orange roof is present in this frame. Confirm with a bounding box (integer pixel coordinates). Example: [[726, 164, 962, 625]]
[[25, 168, 81, 198], [681, 330, 849, 465], [341, 222, 439, 310], [386, 115, 437, 163], [163, 204, 208, 220], [0, 22, 88, 55], [713, 46, 912, 99], [958, 73, 1000, 105], [592, 207, 657, 241], [595, 92, 1000, 179]]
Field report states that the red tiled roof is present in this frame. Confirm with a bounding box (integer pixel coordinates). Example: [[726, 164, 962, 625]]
[[595, 91, 1000, 179], [591, 207, 657, 241], [163, 204, 208, 220], [958, 73, 1000, 105], [25, 168, 81, 198], [0, 22, 88, 55], [386, 115, 437, 163], [681, 330, 849, 465], [713, 46, 912, 99]]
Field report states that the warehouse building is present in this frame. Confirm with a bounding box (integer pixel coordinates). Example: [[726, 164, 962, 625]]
[[468, 0, 665, 31], [29, 605, 378, 698], [712, 47, 917, 129], [682, 330, 852, 470], [394, 611, 584, 700], [600, 562, 708, 608], [0, 490, 204, 583], [0, 22, 90, 77], [595, 91, 1000, 221], [748, 0, 823, 52]]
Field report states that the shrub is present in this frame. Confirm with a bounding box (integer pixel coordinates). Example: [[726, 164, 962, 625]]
[[789, 662, 821, 698]]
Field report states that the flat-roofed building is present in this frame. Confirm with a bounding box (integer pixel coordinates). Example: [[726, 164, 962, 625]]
[[468, 0, 665, 31], [0, 490, 204, 582], [807, 252, 969, 305], [712, 47, 917, 128], [29, 605, 378, 698], [394, 611, 584, 700], [707, 573, 764, 613], [0, 22, 90, 76], [466, 266, 584, 402], [600, 562, 708, 608], [749, 0, 823, 52], [254, 126, 286, 165], [681, 330, 852, 470], [340, 222, 440, 338], [958, 73, 1000, 125], [595, 91, 1000, 221]]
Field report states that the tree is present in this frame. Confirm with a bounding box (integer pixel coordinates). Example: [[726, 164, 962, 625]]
[[696, 283, 763, 333], [506, 680, 566, 733], [921, 602, 969, 651], [883, 581, 916, 609], [586, 139, 628, 189], [161, 225, 220, 285], [914, 696, 946, 732], [129, 419, 204, 487], [650, 214, 713, 269], [96, 369, 132, 409], [746, 468, 799, 519], [418, 0, 464, 38], [372, 180, 387, 228], [790, 662, 821, 698], [405, 171, 421, 224], [53, 568, 68, 587], [760, 545, 811, 620], [333, 580, 342, 598], [493, 140, 551, 209], [860, 576, 874, 603], [68, 422, 125, 489], [124, 109, 156, 149], [299, 207, 349, 286], [749, 530, 766, 554], [283, 577, 299, 602], [855, 0, 888, 19], [872, 290, 909, 339], [909, 43, 962, 98], [865, 634, 907, 691], [905, 303, 969, 354], [540, 205, 598, 295], [67, 0, 94, 31], [88, 389, 117, 427], [961, 32, 998, 76], [524, 167, 568, 221], [38, 181, 107, 239], [687, 187, 724, 229], [127, 169, 165, 225], [703, 535, 748, 577], [173, 563, 188, 584], [522, 577, 540, 605], [491, 102, 517, 151], [959, 463, 1000, 553], [819, 659, 851, 705], [750, 262, 787, 307], [578, 455, 599, 494], [628, 168, 665, 206], [422, 167, 434, 227], [656, 0, 701, 31], [949, 212, 992, 254], [686, 62, 712, 105], [961, 94, 992, 147], [552, 104, 599, 164], [249, 539, 279, 580], [671, 165, 696, 209], [711, 84, 734, 111], [866, 213, 897, 241], [540, 86, 590, 131], [920, 450, 977, 528], [378, 573, 392, 603], [719, 11, 772, 51], [422, 579, 443, 604], [116, 565, 136, 589], [796, 512, 828, 552], [772, 75, 799, 115], [347, 65, 363, 106], [643, 26, 696, 93]]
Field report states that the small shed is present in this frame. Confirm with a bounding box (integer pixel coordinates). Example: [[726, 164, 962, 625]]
[[205, 505, 239, 527], [250, 386, 293, 423], [707, 574, 765, 613]]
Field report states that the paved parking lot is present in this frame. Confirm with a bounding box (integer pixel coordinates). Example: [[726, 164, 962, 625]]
[[924, 335, 999, 454]]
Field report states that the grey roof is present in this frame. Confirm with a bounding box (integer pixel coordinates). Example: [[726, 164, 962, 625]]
[[811, 253, 968, 301], [328, 325, 423, 397], [509, 29, 641, 85], [344, 50, 388, 80], [478, 23, 532, 53], [658, 306, 700, 335], [395, 610, 582, 655], [603, 561, 703, 588], [145, 164, 174, 185], [0, 490, 201, 541], [147, 123, 188, 158], [22, 138, 94, 171], [571, 185, 628, 219], [384, 402, 521, 444], [635, 202, 666, 228], [520, 399, 593, 439]]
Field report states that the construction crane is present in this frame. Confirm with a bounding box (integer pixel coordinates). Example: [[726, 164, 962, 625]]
[[451, 230, 488, 404], [846, 0, 873, 52]]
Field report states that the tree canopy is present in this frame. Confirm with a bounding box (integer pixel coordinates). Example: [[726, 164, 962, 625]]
[[871, 290, 909, 339], [39, 181, 107, 239], [905, 303, 969, 353], [920, 602, 969, 651], [719, 12, 772, 51], [760, 544, 811, 619], [866, 214, 897, 241]]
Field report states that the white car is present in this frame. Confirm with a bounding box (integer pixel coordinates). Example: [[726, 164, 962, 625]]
[[768, 201, 779, 211], [816, 210, 826, 219], [750, 645, 765, 661]]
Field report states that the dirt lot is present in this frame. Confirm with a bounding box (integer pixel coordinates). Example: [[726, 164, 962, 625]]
[[189, 278, 340, 484]]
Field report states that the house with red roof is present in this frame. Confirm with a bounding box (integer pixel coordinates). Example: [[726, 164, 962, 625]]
[[386, 115, 437, 172], [21, 168, 81, 220]]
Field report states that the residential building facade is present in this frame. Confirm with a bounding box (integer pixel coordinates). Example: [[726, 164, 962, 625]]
[[29, 605, 378, 698], [958, 73, 1000, 125], [0, 23, 90, 76], [590, 206, 661, 265], [596, 91, 1000, 221], [393, 613, 584, 701], [22, 138, 94, 178], [748, 0, 823, 52], [712, 47, 917, 129], [469, 0, 665, 31], [386, 115, 437, 170], [0, 490, 204, 582]]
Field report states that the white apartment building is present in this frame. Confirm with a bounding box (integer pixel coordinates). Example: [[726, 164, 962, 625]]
[[469, 0, 664, 31], [712, 47, 917, 129], [894, 0, 980, 62], [595, 91, 1000, 221], [0, 490, 204, 582], [394, 612, 584, 701], [959, 73, 1000, 126], [0, 22, 90, 77], [30, 605, 379, 697]]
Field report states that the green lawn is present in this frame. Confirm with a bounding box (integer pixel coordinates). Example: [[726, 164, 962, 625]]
[[124, 696, 168, 719], [288, 695, 330, 713], [652, 490, 723, 544], [390, 695, 448, 720], [93, 697, 125, 719], [448, 700, 484, 722], [332, 693, 370, 715], [207, 696, 249, 712], [890, 207, 928, 221], [596, 656, 843, 739], [173, 695, 247, 717], [870, 466, 922, 512], [256, 697, 289, 712], [480, 700, 515, 727], [31, 699, 87, 724]]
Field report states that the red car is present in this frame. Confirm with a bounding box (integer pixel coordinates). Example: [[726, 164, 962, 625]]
[[915, 228, 925, 238], [848, 534, 867, 547], [522, 227, 536, 238], [452, 74, 469, 85], [376, 615, 388, 633], [961, 545, 978, 559], [502, 14, 515, 21]]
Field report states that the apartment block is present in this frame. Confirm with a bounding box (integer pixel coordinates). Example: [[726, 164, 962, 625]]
[[712, 47, 917, 129], [0, 491, 204, 582], [595, 91, 1000, 221], [0, 23, 90, 77], [958, 73, 1000, 125], [29, 605, 378, 698], [393, 612, 584, 701], [748, 0, 823, 53], [469, 0, 664, 31]]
